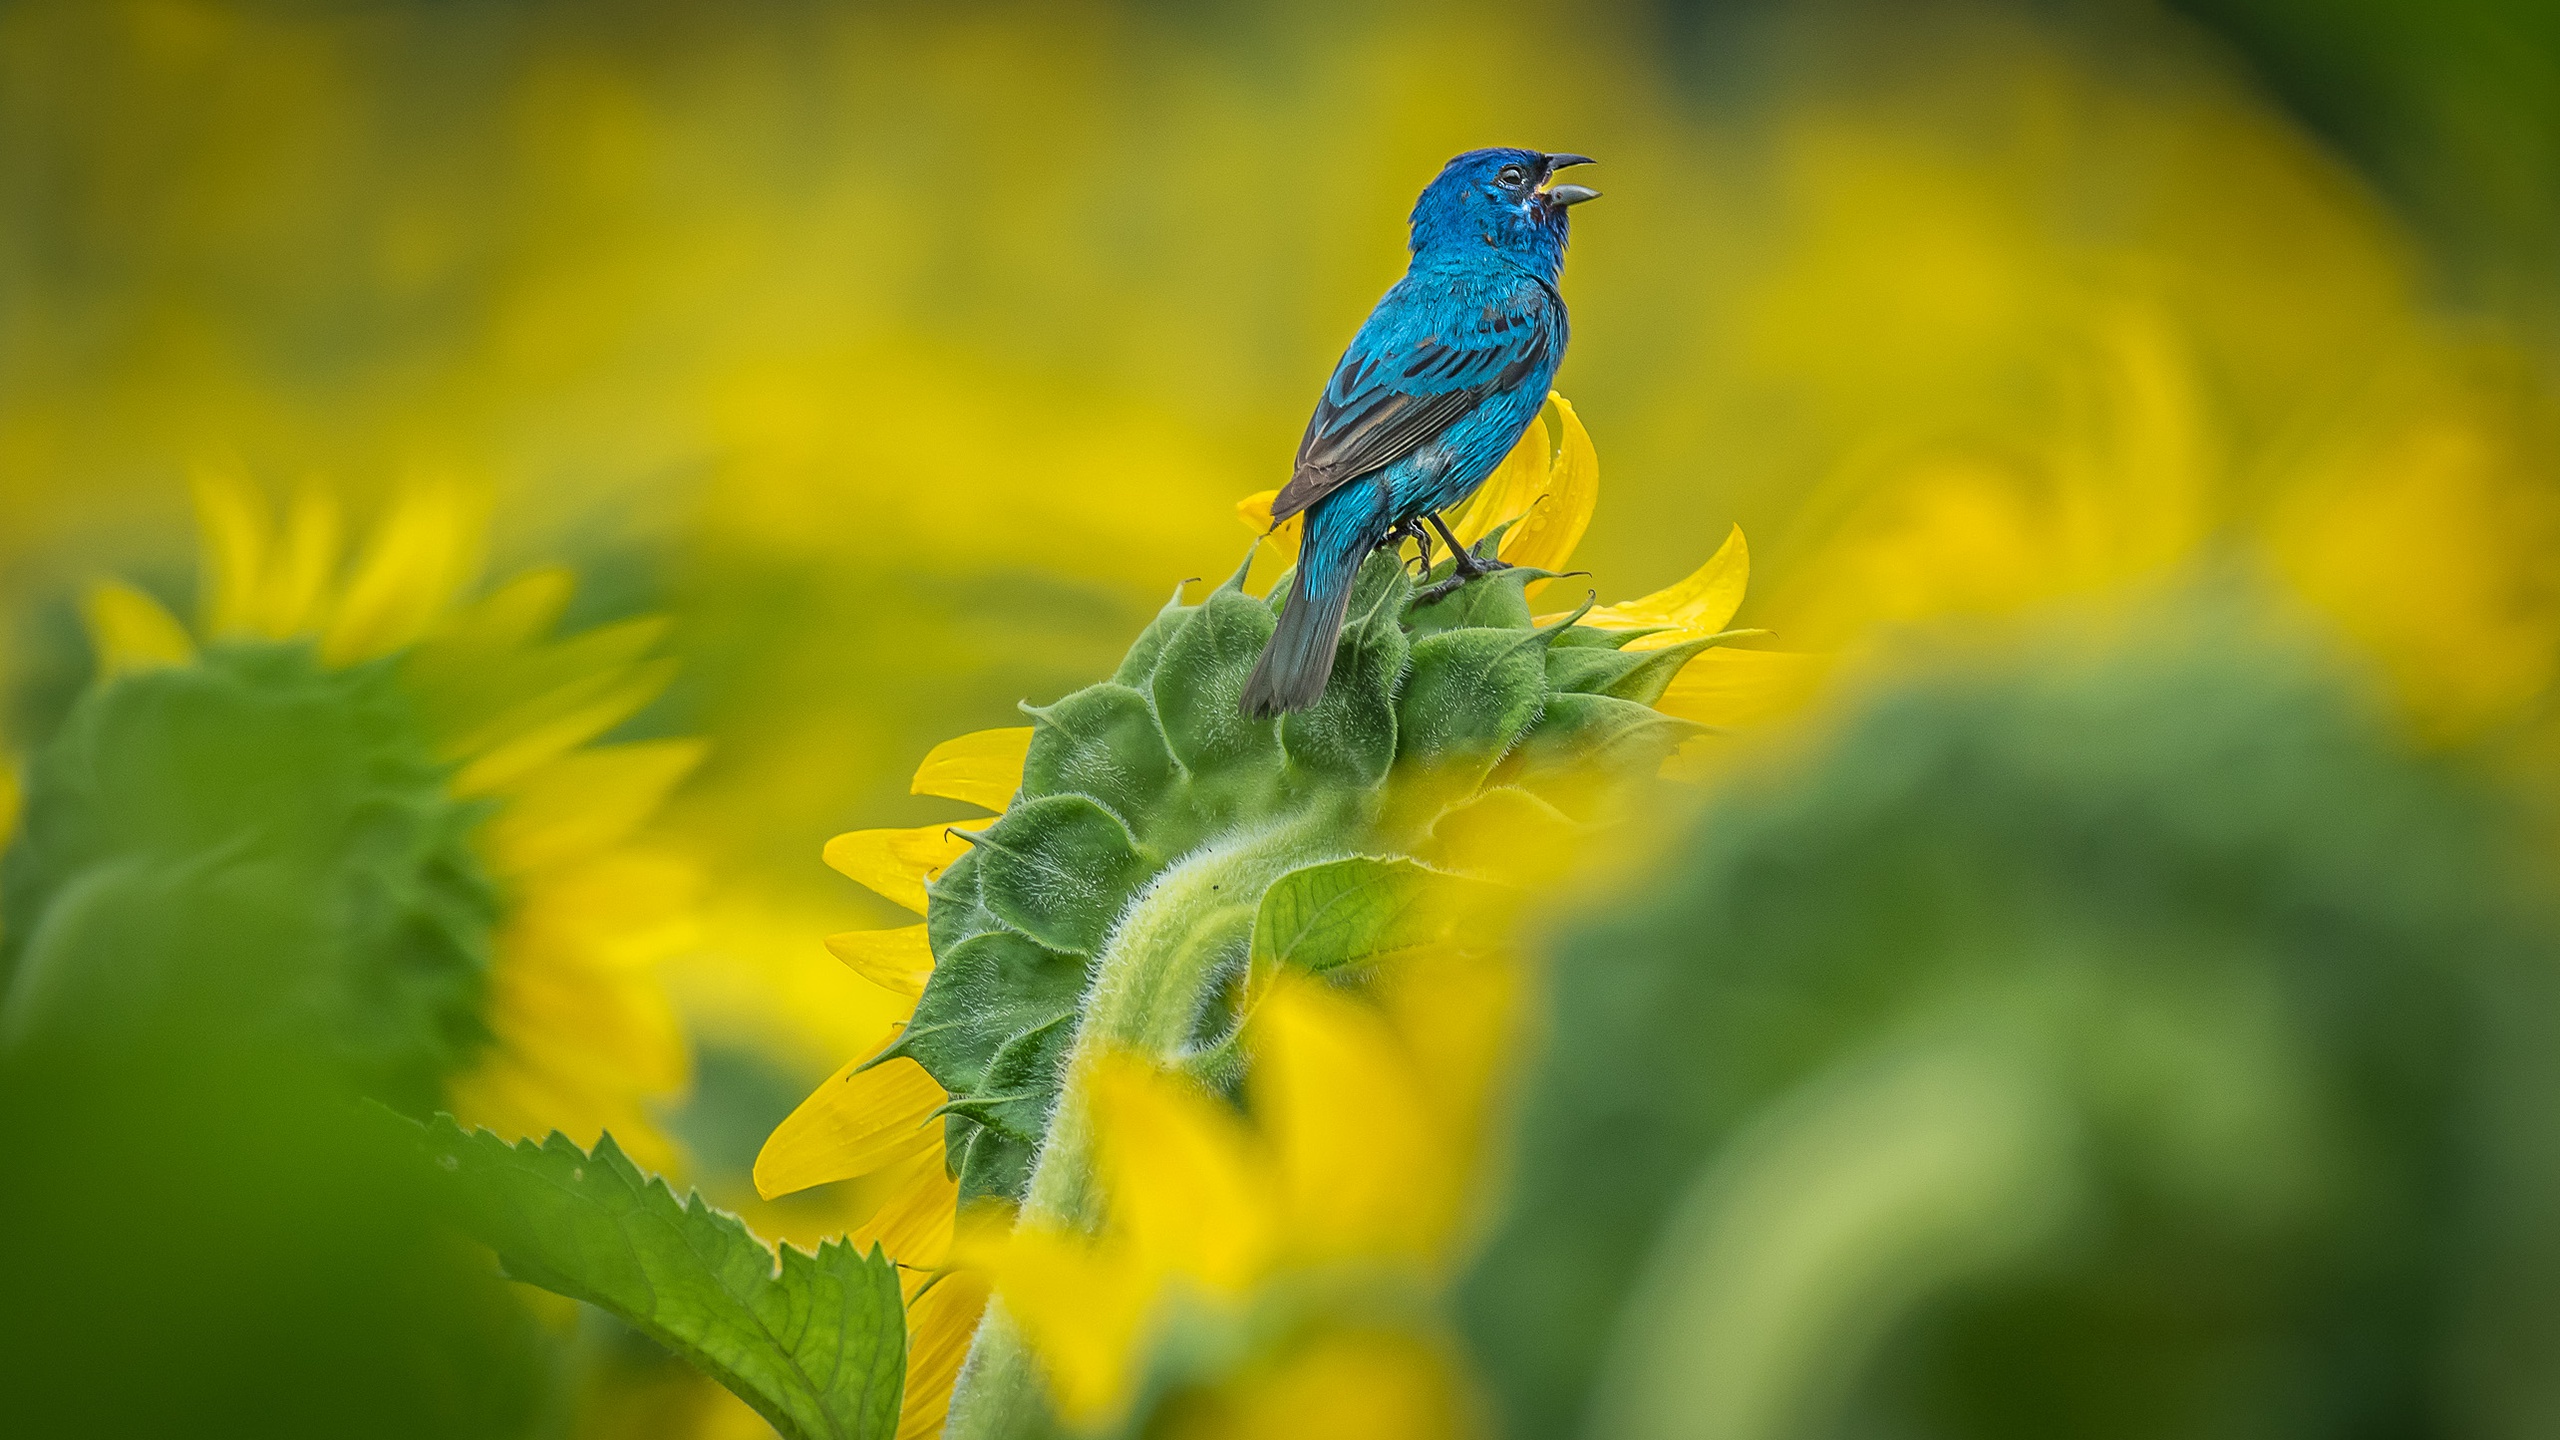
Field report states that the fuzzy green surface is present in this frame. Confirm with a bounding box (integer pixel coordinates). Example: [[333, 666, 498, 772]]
[[898, 549, 1705, 1208]]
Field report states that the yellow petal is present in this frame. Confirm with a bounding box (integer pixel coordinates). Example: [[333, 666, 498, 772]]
[[1448, 412, 1550, 552], [1417, 784, 1579, 881], [509, 850, 699, 971], [1239, 487, 1304, 565], [190, 465, 269, 637], [1376, 948, 1523, 1210], [754, 1053, 947, 1199], [1160, 1327, 1473, 1440], [1651, 646, 1825, 729], [83, 580, 198, 677], [983, 1225, 1156, 1427], [448, 657, 679, 796], [853, 1152, 960, 1270], [435, 616, 672, 763], [255, 485, 342, 638], [1087, 1054, 1277, 1295], [1577, 525, 1751, 640], [0, 759, 21, 854], [401, 567, 576, 713], [911, 727, 1033, 812], [896, 1271, 992, 1440], [1251, 981, 1448, 1264], [826, 925, 936, 997], [1503, 394, 1598, 582], [477, 739, 705, 876], [1236, 490, 1279, 532], [320, 478, 484, 666], [824, 823, 974, 914]]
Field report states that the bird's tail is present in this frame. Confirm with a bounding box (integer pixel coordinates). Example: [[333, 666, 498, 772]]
[[1242, 542, 1361, 718]]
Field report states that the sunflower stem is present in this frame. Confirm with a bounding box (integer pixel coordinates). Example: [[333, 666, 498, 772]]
[[945, 815, 1342, 1439]]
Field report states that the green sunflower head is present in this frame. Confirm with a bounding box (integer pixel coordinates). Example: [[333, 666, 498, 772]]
[[894, 546, 1716, 1205]]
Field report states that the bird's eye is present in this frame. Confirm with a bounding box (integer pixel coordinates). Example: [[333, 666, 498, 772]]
[[1498, 165, 1527, 188]]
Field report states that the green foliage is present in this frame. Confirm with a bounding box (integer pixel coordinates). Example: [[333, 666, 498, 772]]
[[418, 1115, 908, 1440], [0, 643, 543, 1439], [1460, 606, 2560, 1439], [0, 642, 497, 1112], [1248, 856, 1497, 975], [905, 554, 1708, 1207]]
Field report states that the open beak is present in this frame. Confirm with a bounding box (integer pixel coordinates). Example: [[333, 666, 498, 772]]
[[1540, 153, 1599, 208]]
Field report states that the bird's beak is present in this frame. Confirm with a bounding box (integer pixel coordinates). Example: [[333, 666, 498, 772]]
[[1540, 153, 1599, 208]]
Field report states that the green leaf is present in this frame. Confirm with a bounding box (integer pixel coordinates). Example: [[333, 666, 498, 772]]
[[1506, 693, 1706, 813], [1395, 626, 1554, 774], [1249, 855, 1499, 973], [1150, 584, 1280, 777], [1111, 584, 1199, 686], [1022, 683, 1178, 839], [415, 1115, 906, 1440], [1550, 624, 1664, 650], [891, 930, 1087, 1097], [954, 1120, 1036, 1214], [972, 794, 1155, 956], [1281, 556, 1413, 790], [1545, 635, 1723, 706], [922, 842, 999, 959], [1404, 565, 1566, 637], [940, 1011, 1075, 1146]]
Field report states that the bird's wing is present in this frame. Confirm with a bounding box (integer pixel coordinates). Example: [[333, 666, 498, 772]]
[[1270, 284, 1553, 523]]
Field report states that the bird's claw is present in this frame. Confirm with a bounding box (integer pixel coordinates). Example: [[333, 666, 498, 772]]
[[1413, 550, 1512, 606]]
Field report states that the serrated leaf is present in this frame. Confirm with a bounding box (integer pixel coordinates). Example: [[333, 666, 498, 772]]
[[973, 794, 1154, 956], [415, 1115, 906, 1440], [1249, 856, 1500, 974]]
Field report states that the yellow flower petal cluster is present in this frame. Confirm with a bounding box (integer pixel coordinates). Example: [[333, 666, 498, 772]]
[[84, 470, 699, 1168], [965, 958, 1518, 1429], [751, 723, 1035, 1439]]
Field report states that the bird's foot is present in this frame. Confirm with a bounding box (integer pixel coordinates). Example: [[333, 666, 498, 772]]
[[1413, 547, 1513, 607], [1375, 519, 1442, 577]]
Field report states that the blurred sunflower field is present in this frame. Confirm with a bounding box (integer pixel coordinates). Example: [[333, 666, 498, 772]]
[[5, 2, 2559, 1438]]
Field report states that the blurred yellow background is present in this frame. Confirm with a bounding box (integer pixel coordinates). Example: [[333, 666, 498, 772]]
[[5, 0, 2555, 1245]]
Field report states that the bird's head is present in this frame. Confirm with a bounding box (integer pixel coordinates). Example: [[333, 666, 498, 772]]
[[1408, 148, 1598, 276]]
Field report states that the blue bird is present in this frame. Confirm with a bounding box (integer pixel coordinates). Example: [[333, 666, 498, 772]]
[[1241, 147, 1598, 718]]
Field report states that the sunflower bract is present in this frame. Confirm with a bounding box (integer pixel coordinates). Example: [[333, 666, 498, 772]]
[[893, 547, 1704, 1208]]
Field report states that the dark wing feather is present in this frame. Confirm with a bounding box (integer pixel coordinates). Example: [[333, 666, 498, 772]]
[[1270, 290, 1552, 522]]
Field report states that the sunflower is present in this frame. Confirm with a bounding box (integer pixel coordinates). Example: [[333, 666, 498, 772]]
[[751, 396, 1812, 1434], [77, 471, 699, 1168]]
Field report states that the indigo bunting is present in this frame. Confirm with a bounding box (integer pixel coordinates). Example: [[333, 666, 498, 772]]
[[1241, 147, 1598, 718]]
